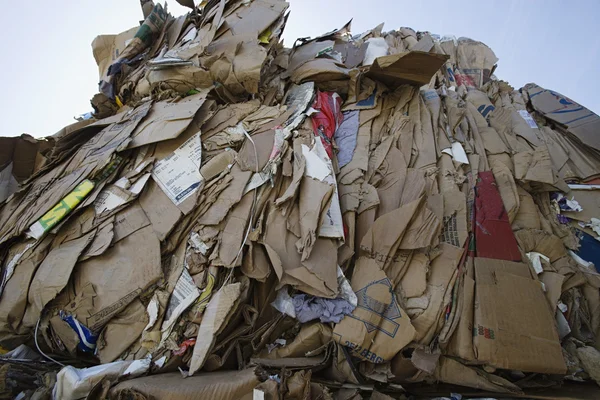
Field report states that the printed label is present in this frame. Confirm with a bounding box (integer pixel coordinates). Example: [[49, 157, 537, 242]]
[[152, 133, 203, 205]]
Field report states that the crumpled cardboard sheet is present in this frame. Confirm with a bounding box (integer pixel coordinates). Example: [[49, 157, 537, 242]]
[[4, 1, 600, 398]]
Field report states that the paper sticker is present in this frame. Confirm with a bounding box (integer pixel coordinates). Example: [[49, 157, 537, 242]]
[[152, 133, 203, 205], [518, 110, 538, 129]]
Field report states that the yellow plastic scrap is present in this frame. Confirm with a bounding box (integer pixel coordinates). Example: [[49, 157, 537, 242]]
[[27, 179, 95, 240], [258, 28, 272, 44]]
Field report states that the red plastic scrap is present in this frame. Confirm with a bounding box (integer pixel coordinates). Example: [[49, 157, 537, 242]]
[[310, 90, 343, 158], [173, 338, 196, 356], [474, 171, 521, 261]]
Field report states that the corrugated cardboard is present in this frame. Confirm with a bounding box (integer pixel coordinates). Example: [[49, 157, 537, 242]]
[[525, 83, 600, 152], [111, 368, 261, 400], [5, 1, 600, 396], [333, 260, 415, 363], [408, 243, 462, 344], [189, 282, 242, 375], [434, 356, 521, 394], [91, 27, 138, 80], [128, 92, 209, 149], [70, 224, 162, 333], [473, 258, 566, 374], [366, 51, 449, 88]]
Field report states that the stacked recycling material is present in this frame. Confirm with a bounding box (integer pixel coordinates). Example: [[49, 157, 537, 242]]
[[3, 0, 600, 398]]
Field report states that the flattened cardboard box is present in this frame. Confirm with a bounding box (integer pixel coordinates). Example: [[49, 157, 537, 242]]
[[473, 258, 566, 374], [525, 83, 600, 152]]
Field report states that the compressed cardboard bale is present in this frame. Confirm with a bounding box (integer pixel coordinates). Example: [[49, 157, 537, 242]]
[[6, 1, 600, 396]]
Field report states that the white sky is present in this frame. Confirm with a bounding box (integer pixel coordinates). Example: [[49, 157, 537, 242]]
[[2, 0, 599, 137]]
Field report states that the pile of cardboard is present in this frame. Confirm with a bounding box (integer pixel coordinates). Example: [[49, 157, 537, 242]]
[[2, 1, 600, 398]]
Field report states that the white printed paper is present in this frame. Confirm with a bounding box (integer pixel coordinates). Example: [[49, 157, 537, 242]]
[[244, 171, 271, 194], [152, 133, 203, 206], [518, 109, 538, 129], [161, 268, 200, 337], [95, 173, 151, 214]]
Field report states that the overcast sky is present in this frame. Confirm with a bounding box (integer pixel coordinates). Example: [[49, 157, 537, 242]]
[[1, 0, 599, 137]]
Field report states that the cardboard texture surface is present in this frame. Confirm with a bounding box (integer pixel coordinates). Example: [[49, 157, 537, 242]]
[[473, 258, 566, 374], [2, 2, 600, 398]]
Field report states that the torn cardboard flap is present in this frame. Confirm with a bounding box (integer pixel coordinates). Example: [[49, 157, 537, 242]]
[[473, 257, 566, 374], [189, 282, 241, 375], [366, 51, 449, 88], [333, 258, 415, 363], [71, 225, 162, 333], [128, 91, 209, 149]]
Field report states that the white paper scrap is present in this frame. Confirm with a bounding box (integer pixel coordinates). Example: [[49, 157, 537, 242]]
[[441, 142, 469, 165], [161, 269, 200, 337], [302, 140, 345, 239], [143, 294, 159, 331], [526, 252, 550, 275]]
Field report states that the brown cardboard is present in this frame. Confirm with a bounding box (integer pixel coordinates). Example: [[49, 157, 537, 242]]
[[91, 27, 138, 80], [189, 282, 242, 375], [512, 187, 541, 231], [267, 322, 332, 359], [0, 237, 52, 347], [514, 229, 566, 262], [434, 356, 521, 394], [473, 258, 566, 374], [0, 102, 151, 245], [97, 299, 148, 363], [440, 190, 468, 248], [366, 51, 449, 88], [563, 188, 600, 223], [491, 157, 519, 223], [263, 206, 338, 298], [408, 243, 462, 344], [333, 259, 415, 363], [128, 92, 209, 149], [525, 83, 600, 152], [70, 225, 162, 333], [298, 177, 334, 260], [197, 164, 252, 226], [399, 252, 428, 299], [27, 230, 96, 320], [447, 272, 475, 361], [540, 271, 565, 311], [111, 368, 261, 400]]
